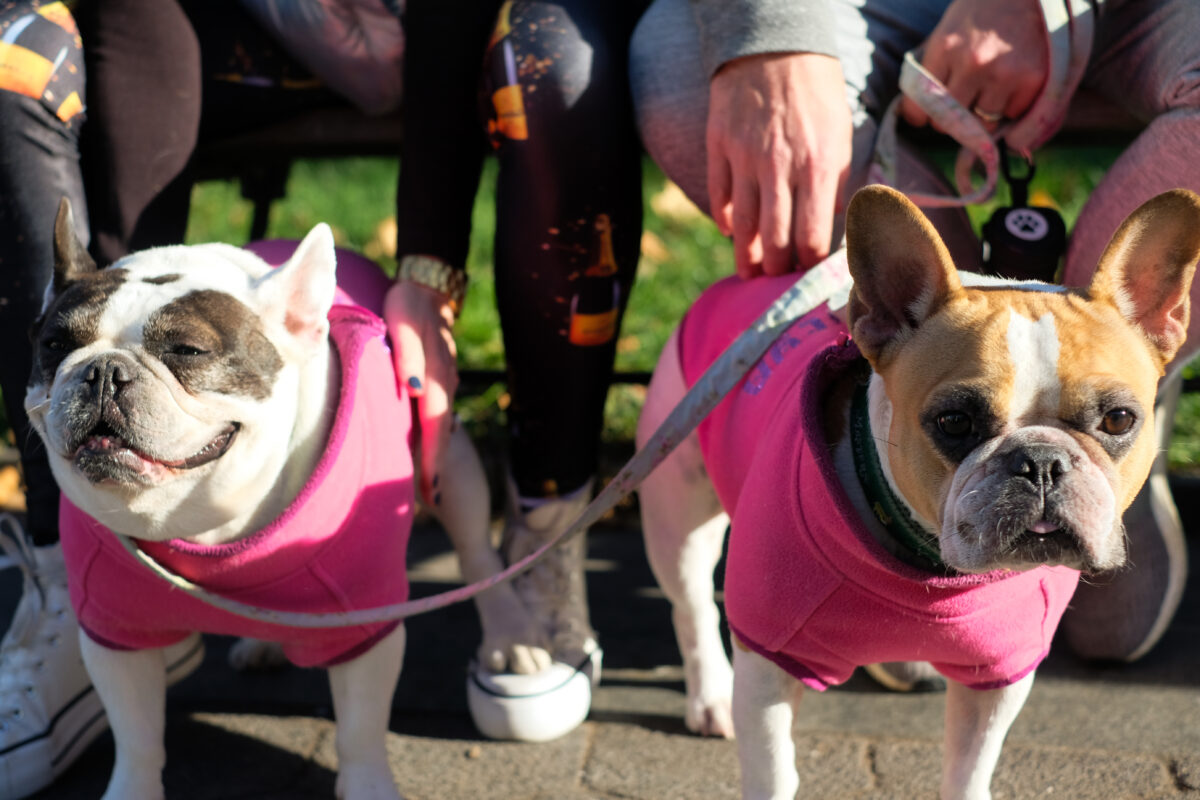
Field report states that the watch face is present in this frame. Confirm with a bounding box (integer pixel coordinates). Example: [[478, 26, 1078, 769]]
[[1005, 208, 1049, 242]]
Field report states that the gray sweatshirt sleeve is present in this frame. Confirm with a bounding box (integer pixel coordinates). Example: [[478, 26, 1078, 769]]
[[689, 0, 839, 78]]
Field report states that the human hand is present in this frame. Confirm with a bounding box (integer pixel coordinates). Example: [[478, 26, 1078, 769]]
[[901, 0, 1047, 131], [706, 51, 852, 278], [383, 279, 459, 507]]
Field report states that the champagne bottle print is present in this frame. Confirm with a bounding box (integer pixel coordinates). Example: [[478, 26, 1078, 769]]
[[569, 214, 621, 346]]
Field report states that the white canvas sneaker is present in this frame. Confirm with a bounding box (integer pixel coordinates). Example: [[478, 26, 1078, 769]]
[[0, 515, 204, 798]]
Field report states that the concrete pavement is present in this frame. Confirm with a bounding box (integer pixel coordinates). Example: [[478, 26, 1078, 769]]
[[9, 475, 1200, 799]]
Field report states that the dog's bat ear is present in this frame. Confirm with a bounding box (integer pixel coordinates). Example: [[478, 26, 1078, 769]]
[[844, 185, 962, 365], [1086, 188, 1200, 367], [255, 222, 338, 354], [52, 197, 97, 294]]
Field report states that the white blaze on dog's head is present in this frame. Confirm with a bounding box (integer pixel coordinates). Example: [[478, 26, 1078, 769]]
[[1006, 311, 1061, 422], [25, 199, 339, 540], [845, 186, 1200, 573]]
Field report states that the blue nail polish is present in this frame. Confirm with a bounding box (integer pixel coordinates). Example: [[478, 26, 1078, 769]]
[[408, 376, 422, 390], [432, 474, 440, 488], [433, 491, 442, 505]]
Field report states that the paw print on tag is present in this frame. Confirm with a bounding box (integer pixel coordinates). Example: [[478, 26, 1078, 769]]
[[1004, 208, 1050, 242]]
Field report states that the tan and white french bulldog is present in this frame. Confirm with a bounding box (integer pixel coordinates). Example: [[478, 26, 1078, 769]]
[[636, 185, 1200, 799], [24, 201, 551, 800]]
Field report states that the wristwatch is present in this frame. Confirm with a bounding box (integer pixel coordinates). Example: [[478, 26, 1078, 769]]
[[397, 254, 468, 317]]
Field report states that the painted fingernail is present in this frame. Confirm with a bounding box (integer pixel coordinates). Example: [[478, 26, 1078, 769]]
[[433, 491, 442, 506], [408, 376, 422, 390], [432, 474, 440, 489]]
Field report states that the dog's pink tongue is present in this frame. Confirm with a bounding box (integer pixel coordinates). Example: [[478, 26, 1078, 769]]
[[1029, 520, 1059, 534]]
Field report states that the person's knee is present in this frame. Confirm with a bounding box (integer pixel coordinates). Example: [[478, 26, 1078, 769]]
[[629, 0, 710, 210], [485, 2, 603, 119]]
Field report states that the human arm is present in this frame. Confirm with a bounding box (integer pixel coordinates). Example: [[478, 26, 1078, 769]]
[[390, 0, 500, 504], [690, 0, 852, 277]]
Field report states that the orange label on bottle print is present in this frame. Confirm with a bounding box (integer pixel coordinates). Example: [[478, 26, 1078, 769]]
[[492, 84, 528, 141], [0, 44, 53, 99], [569, 308, 619, 346]]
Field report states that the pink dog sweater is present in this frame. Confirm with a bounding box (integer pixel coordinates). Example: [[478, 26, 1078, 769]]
[[60, 299, 414, 668], [679, 274, 1080, 691]]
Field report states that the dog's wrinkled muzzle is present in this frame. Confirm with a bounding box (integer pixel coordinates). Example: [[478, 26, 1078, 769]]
[[60, 353, 240, 485]]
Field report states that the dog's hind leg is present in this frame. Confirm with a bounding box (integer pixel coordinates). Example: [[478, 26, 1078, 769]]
[[79, 633, 169, 800], [732, 645, 804, 799], [940, 671, 1035, 800], [637, 329, 733, 738], [328, 623, 406, 800]]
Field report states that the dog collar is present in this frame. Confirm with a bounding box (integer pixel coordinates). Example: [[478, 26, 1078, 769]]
[[849, 382, 947, 572]]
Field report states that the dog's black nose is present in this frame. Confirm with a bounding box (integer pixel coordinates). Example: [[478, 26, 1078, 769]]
[[84, 354, 135, 399], [1007, 444, 1071, 491]]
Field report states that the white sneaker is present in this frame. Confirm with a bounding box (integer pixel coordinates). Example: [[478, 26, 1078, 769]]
[[501, 478, 600, 672], [0, 515, 204, 798]]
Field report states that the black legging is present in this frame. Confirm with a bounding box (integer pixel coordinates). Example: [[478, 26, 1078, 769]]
[[398, 0, 649, 500]]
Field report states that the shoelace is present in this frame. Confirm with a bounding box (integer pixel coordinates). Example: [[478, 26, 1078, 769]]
[[0, 514, 62, 736]]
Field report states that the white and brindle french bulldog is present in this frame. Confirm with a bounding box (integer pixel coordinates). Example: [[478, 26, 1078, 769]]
[[636, 185, 1200, 800], [24, 201, 552, 800]]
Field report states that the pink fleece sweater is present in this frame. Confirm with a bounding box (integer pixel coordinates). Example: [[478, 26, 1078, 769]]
[[679, 274, 1079, 690], [60, 302, 414, 668]]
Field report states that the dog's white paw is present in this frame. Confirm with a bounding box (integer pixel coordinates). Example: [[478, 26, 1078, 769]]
[[227, 637, 288, 671], [685, 694, 734, 739], [683, 652, 735, 738], [478, 636, 554, 675], [335, 763, 403, 800], [475, 586, 555, 674]]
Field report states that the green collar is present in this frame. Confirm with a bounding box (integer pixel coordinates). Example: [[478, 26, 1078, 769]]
[[849, 381, 947, 571]]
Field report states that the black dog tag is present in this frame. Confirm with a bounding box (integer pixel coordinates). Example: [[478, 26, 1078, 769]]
[[981, 145, 1067, 283]]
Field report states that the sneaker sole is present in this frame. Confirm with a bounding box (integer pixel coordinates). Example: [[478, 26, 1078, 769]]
[[0, 633, 204, 799]]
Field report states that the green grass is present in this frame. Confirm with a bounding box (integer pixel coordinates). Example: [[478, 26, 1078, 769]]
[[0, 149, 1152, 476]]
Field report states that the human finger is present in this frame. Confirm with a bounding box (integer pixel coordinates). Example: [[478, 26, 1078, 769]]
[[730, 172, 762, 278], [706, 132, 734, 236], [759, 172, 795, 276]]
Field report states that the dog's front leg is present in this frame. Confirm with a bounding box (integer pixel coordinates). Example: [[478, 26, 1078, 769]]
[[732, 645, 804, 800], [940, 671, 1035, 800], [79, 632, 169, 800], [637, 330, 734, 737], [430, 425, 550, 674], [327, 623, 405, 800]]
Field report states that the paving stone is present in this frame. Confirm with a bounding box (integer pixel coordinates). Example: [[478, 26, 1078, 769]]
[[1172, 753, 1200, 792], [313, 719, 592, 800], [583, 721, 740, 799], [872, 740, 1176, 800]]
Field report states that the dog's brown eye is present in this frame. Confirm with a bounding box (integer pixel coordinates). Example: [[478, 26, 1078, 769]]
[[1100, 408, 1135, 435], [937, 411, 971, 437]]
